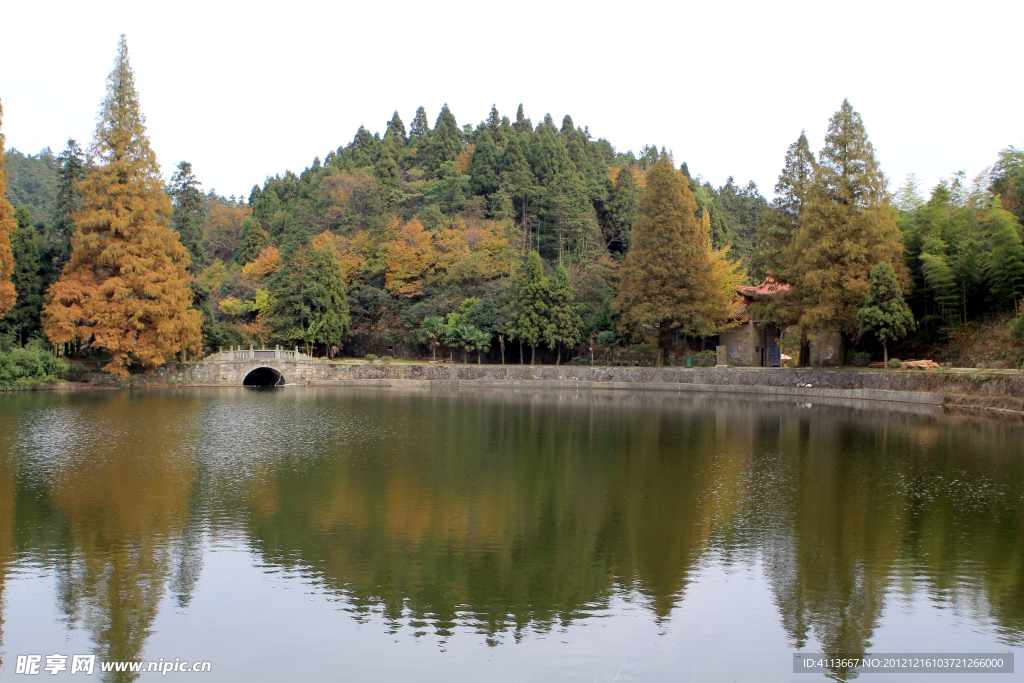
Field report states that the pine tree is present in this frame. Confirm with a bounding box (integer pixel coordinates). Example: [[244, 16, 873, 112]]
[[894, 173, 925, 212], [48, 138, 86, 278], [613, 157, 721, 363], [0, 100, 17, 317], [424, 104, 463, 174], [2, 207, 43, 345], [513, 251, 550, 364], [384, 111, 407, 148], [857, 261, 915, 366], [784, 101, 907, 336], [544, 265, 582, 363], [42, 35, 201, 374], [169, 161, 208, 274], [234, 217, 269, 265], [469, 127, 499, 197]]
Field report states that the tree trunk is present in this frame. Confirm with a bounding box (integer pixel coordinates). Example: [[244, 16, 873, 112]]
[[556, 345, 561, 365], [531, 345, 536, 365], [432, 345, 436, 362], [883, 340, 888, 369], [658, 320, 673, 367], [519, 342, 523, 365]]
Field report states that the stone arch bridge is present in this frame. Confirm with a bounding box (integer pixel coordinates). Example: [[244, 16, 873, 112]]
[[191, 347, 331, 386]]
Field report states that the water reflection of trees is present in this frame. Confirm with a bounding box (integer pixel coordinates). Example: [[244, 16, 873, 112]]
[[5, 393, 204, 682], [0, 388, 1021, 676]]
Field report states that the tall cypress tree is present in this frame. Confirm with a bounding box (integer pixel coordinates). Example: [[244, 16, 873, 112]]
[[409, 106, 430, 146], [607, 166, 638, 248], [513, 251, 550, 365], [512, 103, 532, 137], [384, 111, 407, 148], [613, 157, 720, 362], [169, 160, 208, 274], [424, 104, 462, 174], [544, 264, 582, 363], [469, 127, 499, 197], [3, 207, 42, 345], [783, 101, 907, 336], [374, 143, 401, 202], [48, 138, 86, 279], [0, 100, 17, 317], [43, 35, 201, 374], [753, 131, 815, 281]]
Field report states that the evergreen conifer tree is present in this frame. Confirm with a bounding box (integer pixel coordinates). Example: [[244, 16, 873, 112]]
[[424, 104, 463, 175], [269, 234, 350, 350], [2, 207, 43, 345], [513, 251, 550, 364], [169, 161, 208, 274], [469, 127, 499, 197], [544, 265, 582, 363], [0, 100, 17, 317], [783, 101, 907, 335], [234, 217, 269, 265], [42, 35, 201, 374], [857, 261, 915, 366], [374, 144, 401, 202], [512, 104, 532, 137], [48, 138, 86, 278], [384, 111, 407, 148], [409, 106, 430, 146], [613, 157, 720, 363], [753, 131, 815, 280], [607, 166, 638, 247]]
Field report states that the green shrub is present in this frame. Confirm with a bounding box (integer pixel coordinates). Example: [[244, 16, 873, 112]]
[[66, 362, 86, 382], [380, 355, 393, 364], [1011, 314, 1024, 342], [695, 349, 717, 367], [849, 351, 872, 367], [0, 344, 71, 391], [364, 353, 377, 362], [887, 358, 902, 369]]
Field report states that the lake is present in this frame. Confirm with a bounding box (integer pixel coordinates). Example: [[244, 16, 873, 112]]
[[0, 386, 1020, 681]]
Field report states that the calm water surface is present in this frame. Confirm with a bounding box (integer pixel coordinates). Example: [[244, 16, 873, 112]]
[[0, 387, 1021, 682]]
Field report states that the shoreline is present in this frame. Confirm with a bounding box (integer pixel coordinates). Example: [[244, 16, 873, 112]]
[[25, 363, 1024, 417]]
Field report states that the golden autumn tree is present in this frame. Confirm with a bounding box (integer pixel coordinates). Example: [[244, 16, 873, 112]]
[[43, 36, 201, 375], [385, 217, 435, 296], [613, 157, 726, 362], [0, 100, 18, 317]]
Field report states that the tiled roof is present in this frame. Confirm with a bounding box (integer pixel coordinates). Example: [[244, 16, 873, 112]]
[[736, 275, 790, 297]]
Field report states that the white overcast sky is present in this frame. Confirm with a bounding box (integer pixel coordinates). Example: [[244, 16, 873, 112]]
[[1, 0, 1020, 202]]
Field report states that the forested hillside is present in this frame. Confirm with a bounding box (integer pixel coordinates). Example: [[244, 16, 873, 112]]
[[2, 36, 1022, 370]]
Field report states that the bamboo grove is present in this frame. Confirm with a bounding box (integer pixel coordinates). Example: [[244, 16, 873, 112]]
[[1, 36, 1023, 374]]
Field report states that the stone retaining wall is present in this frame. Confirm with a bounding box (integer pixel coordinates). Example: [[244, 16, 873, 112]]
[[121, 362, 1024, 404]]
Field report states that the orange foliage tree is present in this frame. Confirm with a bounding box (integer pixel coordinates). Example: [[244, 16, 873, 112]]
[[385, 217, 436, 296], [43, 36, 201, 375], [0, 100, 18, 316], [203, 200, 251, 263]]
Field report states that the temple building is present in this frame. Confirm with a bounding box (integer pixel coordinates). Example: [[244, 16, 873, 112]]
[[718, 276, 789, 367]]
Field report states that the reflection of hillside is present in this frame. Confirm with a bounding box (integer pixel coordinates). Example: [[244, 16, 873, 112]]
[[237, 390, 739, 636], [0, 442, 13, 656]]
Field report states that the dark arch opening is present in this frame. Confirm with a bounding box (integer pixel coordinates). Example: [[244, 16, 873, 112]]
[[243, 367, 284, 387]]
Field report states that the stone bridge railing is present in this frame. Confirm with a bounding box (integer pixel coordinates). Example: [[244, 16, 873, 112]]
[[203, 346, 314, 362]]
